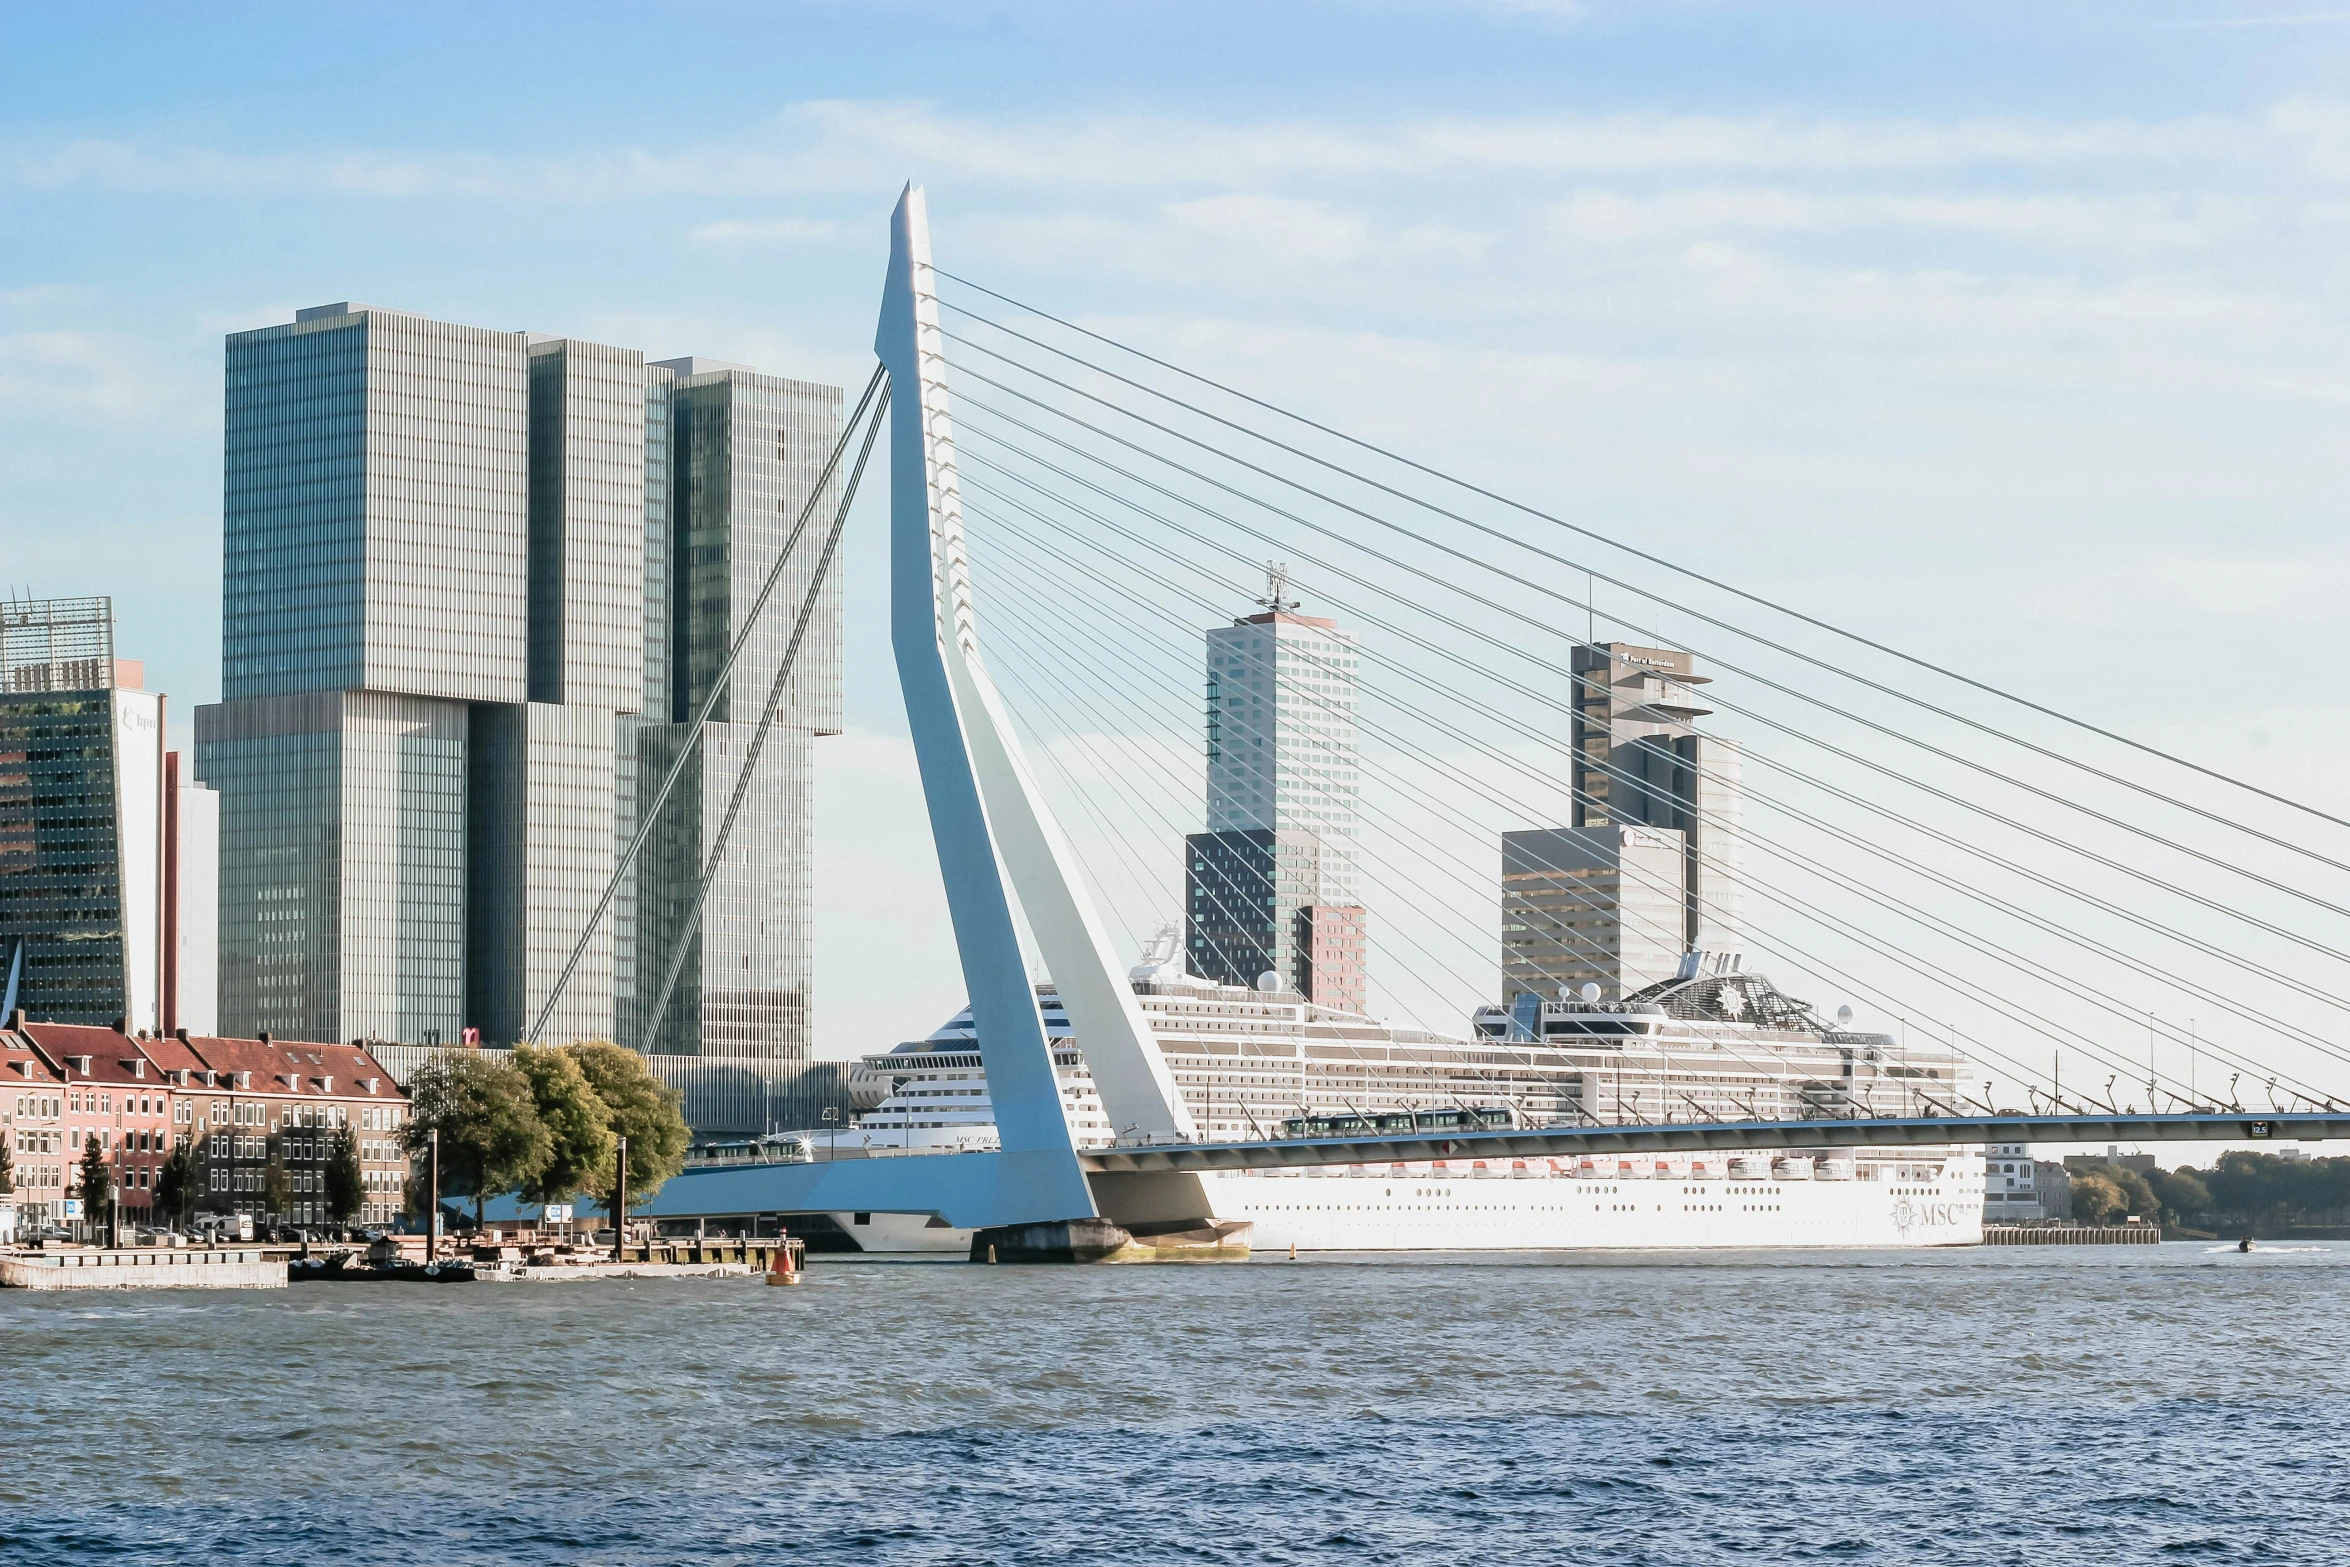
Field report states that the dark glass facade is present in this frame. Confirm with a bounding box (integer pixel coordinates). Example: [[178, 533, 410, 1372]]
[[0, 692, 127, 1023]]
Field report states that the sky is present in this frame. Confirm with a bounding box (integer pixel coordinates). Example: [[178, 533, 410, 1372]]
[[4, 1, 2348, 1131]]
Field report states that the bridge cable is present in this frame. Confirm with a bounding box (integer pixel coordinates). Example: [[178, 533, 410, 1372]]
[[943, 381, 2350, 933], [929, 271, 2350, 841], [637, 379, 890, 1052], [962, 495, 2269, 1113], [525, 362, 886, 1045], [959, 456, 2350, 1047]]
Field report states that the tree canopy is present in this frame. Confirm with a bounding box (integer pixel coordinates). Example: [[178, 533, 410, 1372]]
[[514, 1044, 616, 1210], [262, 1151, 291, 1218], [76, 1134, 111, 1219], [570, 1042, 690, 1221], [403, 1052, 554, 1227], [394, 1044, 692, 1229], [2070, 1172, 2126, 1224], [325, 1124, 364, 1225], [155, 1136, 198, 1228]]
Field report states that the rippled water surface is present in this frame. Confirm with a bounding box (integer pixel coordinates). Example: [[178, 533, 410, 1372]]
[[5, 1244, 2346, 1564]]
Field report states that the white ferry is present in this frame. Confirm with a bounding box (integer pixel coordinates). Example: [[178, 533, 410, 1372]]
[[823, 939, 1983, 1254]]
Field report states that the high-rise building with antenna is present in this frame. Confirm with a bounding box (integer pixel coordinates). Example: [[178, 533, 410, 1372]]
[[1185, 566, 1367, 1013]]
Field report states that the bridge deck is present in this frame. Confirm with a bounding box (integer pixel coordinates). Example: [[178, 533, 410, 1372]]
[[1078, 1111, 2350, 1173]]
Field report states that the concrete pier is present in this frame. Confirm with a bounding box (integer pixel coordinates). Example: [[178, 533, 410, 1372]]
[[1, 1249, 285, 1289], [1983, 1224, 2161, 1246]]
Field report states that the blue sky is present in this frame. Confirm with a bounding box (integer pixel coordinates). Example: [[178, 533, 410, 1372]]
[[5, 2, 2348, 1064]]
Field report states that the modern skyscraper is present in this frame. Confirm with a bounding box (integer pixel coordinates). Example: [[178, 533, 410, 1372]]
[[1567, 641, 1745, 956], [1185, 567, 1367, 1013], [625, 358, 843, 1134], [1, 596, 215, 1033], [1496, 640, 1745, 1015], [196, 306, 842, 1136], [1499, 823, 1688, 1013]]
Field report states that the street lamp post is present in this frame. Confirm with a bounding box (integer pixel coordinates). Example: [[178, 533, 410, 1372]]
[[611, 1135, 628, 1261], [425, 1127, 440, 1262]]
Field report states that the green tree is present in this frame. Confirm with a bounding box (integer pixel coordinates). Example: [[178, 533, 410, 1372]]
[[2071, 1172, 2125, 1224], [262, 1149, 291, 1220], [402, 1051, 552, 1228], [155, 1135, 199, 1230], [324, 1124, 364, 1226], [2145, 1167, 2212, 1227], [570, 1042, 689, 1225], [77, 1134, 112, 1239], [514, 1044, 616, 1212]]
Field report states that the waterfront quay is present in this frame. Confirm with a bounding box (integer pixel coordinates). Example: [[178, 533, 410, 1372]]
[[0, 1246, 280, 1289]]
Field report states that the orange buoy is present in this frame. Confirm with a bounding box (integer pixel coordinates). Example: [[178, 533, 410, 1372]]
[[765, 1237, 805, 1286]]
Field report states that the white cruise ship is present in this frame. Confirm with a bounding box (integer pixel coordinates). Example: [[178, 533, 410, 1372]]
[[820, 936, 1983, 1254]]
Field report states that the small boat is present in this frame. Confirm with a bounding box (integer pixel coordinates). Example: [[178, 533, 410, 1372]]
[[2239, 1234, 2256, 1253]]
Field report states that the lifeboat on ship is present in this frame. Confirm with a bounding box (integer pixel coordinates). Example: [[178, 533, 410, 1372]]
[[1815, 1158, 1856, 1181], [1727, 1155, 1772, 1181], [1652, 1154, 1691, 1181], [1687, 1155, 1725, 1181], [1772, 1156, 1816, 1181]]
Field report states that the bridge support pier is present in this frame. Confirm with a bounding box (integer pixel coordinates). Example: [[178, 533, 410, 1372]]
[[970, 1216, 1254, 1263]]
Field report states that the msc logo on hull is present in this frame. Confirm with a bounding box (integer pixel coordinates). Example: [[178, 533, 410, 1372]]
[[1891, 1197, 1962, 1237]]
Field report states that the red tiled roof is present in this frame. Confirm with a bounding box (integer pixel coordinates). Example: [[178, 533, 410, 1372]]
[[8, 1023, 405, 1100], [17, 1023, 171, 1087], [177, 1033, 405, 1100], [0, 1032, 64, 1086]]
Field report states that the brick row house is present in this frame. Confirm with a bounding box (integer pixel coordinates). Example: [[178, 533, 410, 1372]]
[[1, 1015, 411, 1230]]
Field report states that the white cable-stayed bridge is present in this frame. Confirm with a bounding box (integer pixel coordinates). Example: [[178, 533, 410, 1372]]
[[543, 187, 2350, 1249]]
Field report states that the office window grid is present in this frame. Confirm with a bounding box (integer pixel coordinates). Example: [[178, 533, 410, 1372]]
[[0, 693, 128, 1023], [221, 318, 369, 700], [527, 340, 646, 711], [468, 701, 616, 1045]]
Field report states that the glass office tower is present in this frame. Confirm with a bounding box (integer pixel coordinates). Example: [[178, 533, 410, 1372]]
[[0, 597, 167, 1029], [203, 305, 526, 1044], [627, 361, 842, 1133], [198, 311, 844, 1135]]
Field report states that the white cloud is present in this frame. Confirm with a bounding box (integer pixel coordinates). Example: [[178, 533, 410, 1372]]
[[1, 98, 2327, 202], [687, 217, 842, 246]]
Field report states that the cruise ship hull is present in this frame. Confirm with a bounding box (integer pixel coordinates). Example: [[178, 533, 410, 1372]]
[[1196, 1166, 1983, 1252], [826, 1160, 1983, 1254]]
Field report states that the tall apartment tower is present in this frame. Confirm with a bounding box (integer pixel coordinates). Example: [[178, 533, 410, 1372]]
[[195, 307, 841, 1136], [1185, 568, 1367, 1013], [1, 596, 216, 1033]]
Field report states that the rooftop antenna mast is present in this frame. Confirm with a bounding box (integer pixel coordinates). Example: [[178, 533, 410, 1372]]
[[1260, 560, 1300, 613]]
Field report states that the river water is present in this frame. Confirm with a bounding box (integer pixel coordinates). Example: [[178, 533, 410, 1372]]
[[4, 1243, 2345, 1565]]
